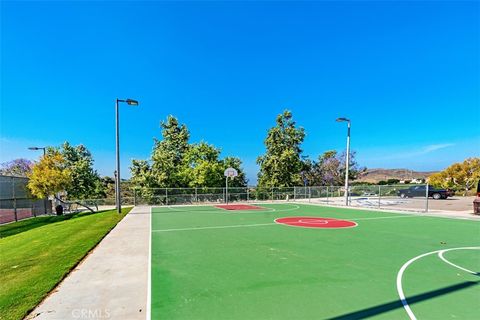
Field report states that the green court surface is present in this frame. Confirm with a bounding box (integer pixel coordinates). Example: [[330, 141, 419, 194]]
[[150, 203, 479, 319]]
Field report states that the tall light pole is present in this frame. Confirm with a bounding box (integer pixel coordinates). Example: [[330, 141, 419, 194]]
[[115, 98, 139, 213], [28, 147, 46, 156], [336, 117, 351, 206]]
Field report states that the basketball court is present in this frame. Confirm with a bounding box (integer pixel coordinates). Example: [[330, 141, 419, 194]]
[[149, 203, 479, 319]]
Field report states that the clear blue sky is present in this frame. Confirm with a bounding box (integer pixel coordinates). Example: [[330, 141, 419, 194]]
[[1, 1, 479, 184]]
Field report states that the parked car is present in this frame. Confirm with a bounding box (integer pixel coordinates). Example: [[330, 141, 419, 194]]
[[397, 185, 454, 200]]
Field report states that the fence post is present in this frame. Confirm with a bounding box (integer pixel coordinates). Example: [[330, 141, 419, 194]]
[[12, 177, 18, 222], [293, 186, 296, 201], [246, 188, 249, 202], [195, 187, 198, 203], [271, 187, 274, 201], [165, 188, 168, 206], [326, 186, 329, 204], [308, 187, 311, 202], [42, 195, 47, 215], [378, 185, 381, 209], [425, 184, 429, 213]]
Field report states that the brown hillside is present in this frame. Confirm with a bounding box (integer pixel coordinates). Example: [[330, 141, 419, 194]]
[[357, 168, 438, 183]]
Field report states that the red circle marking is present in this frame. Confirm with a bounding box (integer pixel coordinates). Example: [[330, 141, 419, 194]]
[[275, 216, 357, 229]]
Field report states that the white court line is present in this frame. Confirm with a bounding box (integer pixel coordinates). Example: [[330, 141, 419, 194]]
[[298, 219, 329, 224], [154, 214, 403, 233], [153, 203, 301, 214], [299, 201, 480, 221], [154, 206, 422, 234], [347, 215, 421, 221], [151, 214, 408, 233], [219, 203, 300, 213], [396, 247, 480, 320], [166, 206, 222, 213], [252, 204, 300, 213], [152, 222, 276, 232], [150, 206, 224, 214], [438, 250, 479, 275]]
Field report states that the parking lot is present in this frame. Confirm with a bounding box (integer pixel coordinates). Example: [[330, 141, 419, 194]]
[[312, 196, 477, 214], [387, 196, 476, 212]]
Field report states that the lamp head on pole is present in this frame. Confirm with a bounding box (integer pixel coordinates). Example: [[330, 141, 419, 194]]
[[336, 117, 350, 123], [125, 99, 139, 106], [28, 147, 40, 151]]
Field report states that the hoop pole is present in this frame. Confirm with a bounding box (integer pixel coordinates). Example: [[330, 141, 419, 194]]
[[225, 176, 228, 205]]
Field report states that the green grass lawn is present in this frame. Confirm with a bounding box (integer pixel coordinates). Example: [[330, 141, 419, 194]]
[[151, 203, 480, 319], [0, 207, 132, 320]]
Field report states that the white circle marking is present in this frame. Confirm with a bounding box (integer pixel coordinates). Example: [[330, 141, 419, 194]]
[[396, 246, 480, 320]]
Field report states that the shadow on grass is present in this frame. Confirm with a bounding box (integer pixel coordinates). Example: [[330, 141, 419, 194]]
[[327, 281, 479, 319], [0, 210, 113, 238]]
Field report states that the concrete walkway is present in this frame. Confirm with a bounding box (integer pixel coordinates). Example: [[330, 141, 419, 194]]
[[27, 206, 150, 320]]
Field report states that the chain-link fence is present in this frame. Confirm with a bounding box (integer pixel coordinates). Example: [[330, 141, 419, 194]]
[[131, 187, 301, 205], [0, 175, 52, 224], [11, 179, 464, 216], [304, 184, 430, 212], [66, 184, 431, 213], [1, 176, 463, 225]]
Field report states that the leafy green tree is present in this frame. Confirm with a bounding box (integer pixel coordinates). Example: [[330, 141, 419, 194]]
[[257, 110, 305, 187], [150, 116, 190, 187], [386, 178, 400, 184], [93, 176, 114, 199], [300, 158, 315, 185], [131, 116, 247, 188], [130, 160, 154, 188], [179, 143, 248, 188], [51, 142, 103, 200], [27, 151, 72, 198], [98, 177, 114, 199], [223, 156, 248, 187], [181, 142, 223, 187]]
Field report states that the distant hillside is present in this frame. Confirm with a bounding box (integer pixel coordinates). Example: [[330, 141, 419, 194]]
[[356, 168, 438, 183]]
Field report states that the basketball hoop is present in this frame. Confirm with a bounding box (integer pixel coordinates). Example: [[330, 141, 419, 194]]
[[224, 168, 238, 179], [224, 168, 238, 205]]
